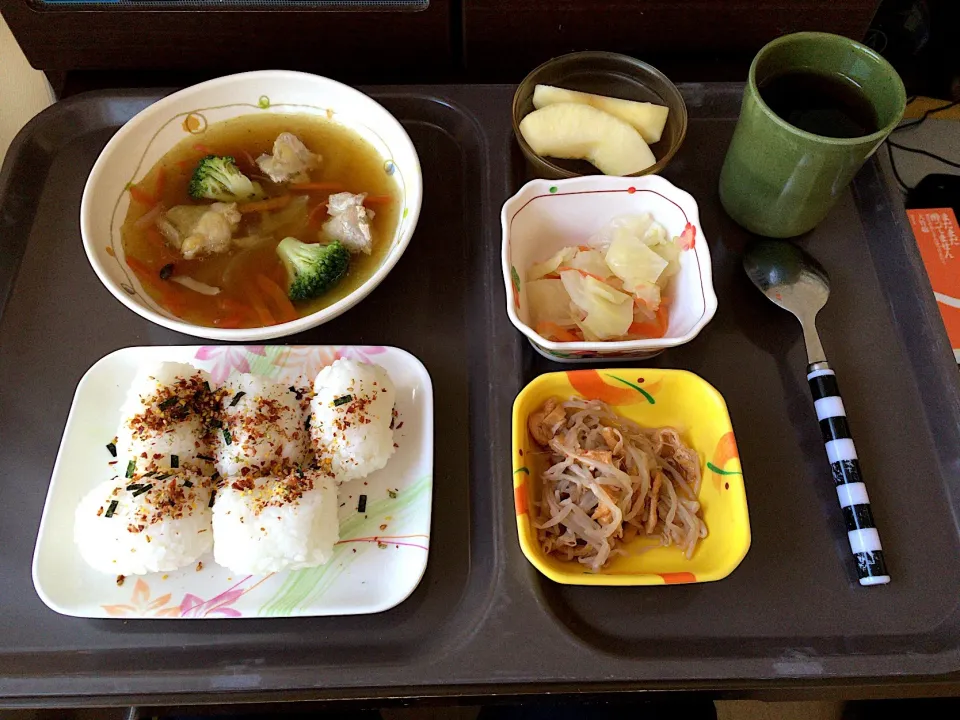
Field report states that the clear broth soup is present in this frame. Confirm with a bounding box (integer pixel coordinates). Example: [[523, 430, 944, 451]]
[[120, 113, 401, 329]]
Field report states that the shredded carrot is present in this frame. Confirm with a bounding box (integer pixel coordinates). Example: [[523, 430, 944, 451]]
[[536, 321, 580, 342], [247, 288, 276, 326], [237, 195, 292, 214], [128, 184, 155, 206], [363, 194, 392, 205], [290, 182, 344, 192], [215, 315, 244, 329], [255, 275, 298, 324], [125, 255, 185, 311], [193, 144, 211, 154], [626, 305, 669, 339], [176, 159, 191, 170], [125, 255, 157, 277], [578, 245, 592, 252]]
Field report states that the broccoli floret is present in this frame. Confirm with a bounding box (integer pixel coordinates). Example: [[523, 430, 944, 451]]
[[276, 237, 350, 301], [188, 155, 263, 202]]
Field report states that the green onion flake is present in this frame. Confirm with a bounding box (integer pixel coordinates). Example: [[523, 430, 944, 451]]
[[125, 459, 136, 478], [170, 454, 179, 469], [105, 500, 119, 518], [229, 391, 246, 407], [222, 428, 232, 445], [333, 394, 352, 407], [159, 263, 174, 280], [132, 484, 153, 498], [106, 442, 117, 458]]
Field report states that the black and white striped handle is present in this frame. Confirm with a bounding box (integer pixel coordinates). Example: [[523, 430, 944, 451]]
[[807, 363, 890, 586]]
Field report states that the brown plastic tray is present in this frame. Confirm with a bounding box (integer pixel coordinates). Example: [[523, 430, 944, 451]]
[[0, 85, 959, 705]]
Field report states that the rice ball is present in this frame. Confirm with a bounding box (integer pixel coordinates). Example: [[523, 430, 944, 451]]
[[115, 362, 219, 474], [216, 374, 308, 478], [212, 469, 338, 575], [310, 359, 395, 483], [74, 469, 213, 576]]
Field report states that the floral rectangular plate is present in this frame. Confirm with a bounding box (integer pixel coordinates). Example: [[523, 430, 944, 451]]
[[33, 345, 433, 619]]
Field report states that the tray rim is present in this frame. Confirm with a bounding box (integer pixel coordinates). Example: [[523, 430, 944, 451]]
[[2, 84, 960, 705]]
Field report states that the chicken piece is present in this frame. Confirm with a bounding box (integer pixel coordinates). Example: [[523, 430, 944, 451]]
[[646, 471, 663, 534], [179, 203, 241, 259], [528, 398, 560, 446], [256, 132, 319, 184], [323, 192, 375, 255]]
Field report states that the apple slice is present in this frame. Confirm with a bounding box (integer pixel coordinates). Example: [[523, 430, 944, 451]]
[[519, 103, 656, 176], [533, 84, 670, 144]]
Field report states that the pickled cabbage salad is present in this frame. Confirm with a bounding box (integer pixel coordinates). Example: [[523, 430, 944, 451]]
[[526, 214, 689, 342]]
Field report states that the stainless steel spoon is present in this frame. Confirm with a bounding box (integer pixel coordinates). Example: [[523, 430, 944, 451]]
[[743, 240, 890, 586]]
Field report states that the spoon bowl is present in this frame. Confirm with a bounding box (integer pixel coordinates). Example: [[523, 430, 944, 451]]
[[743, 239, 830, 318]]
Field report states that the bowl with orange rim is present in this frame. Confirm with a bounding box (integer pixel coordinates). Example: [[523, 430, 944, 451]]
[[512, 368, 750, 585], [501, 174, 717, 362]]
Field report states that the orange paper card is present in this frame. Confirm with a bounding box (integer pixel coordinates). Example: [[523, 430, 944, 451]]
[[908, 207, 960, 361]]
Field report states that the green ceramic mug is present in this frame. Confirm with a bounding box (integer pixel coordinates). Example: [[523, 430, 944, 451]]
[[719, 32, 906, 238]]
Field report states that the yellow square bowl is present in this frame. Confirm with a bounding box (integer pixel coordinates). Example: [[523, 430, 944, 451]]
[[512, 368, 750, 586]]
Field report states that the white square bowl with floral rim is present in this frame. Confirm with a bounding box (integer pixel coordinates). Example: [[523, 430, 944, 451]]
[[32, 345, 433, 619], [80, 70, 423, 342], [501, 175, 718, 362]]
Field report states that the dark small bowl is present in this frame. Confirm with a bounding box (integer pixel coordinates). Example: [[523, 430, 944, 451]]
[[512, 51, 688, 179]]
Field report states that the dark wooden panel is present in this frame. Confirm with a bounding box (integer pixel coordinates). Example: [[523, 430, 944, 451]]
[[0, 1, 453, 78], [463, 0, 881, 81]]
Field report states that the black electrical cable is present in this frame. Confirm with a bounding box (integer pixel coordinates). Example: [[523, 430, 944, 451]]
[[886, 142, 911, 192], [888, 140, 960, 171], [895, 100, 960, 131], [885, 99, 960, 191]]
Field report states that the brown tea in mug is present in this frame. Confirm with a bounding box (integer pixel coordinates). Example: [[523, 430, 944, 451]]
[[758, 70, 880, 138]]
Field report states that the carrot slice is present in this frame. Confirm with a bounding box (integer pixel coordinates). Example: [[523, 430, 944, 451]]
[[255, 275, 298, 324], [215, 316, 244, 329], [536, 321, 580, 342], [125, 256, 186, 312], [627, 305, 669, 339], [247, 288, 276, 326], [363, 194, 392, 205], [125, 255, 157, 277], [237, 195, 292, 214], [128, 184, 155, 206], [290, 182, 344, 192]]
